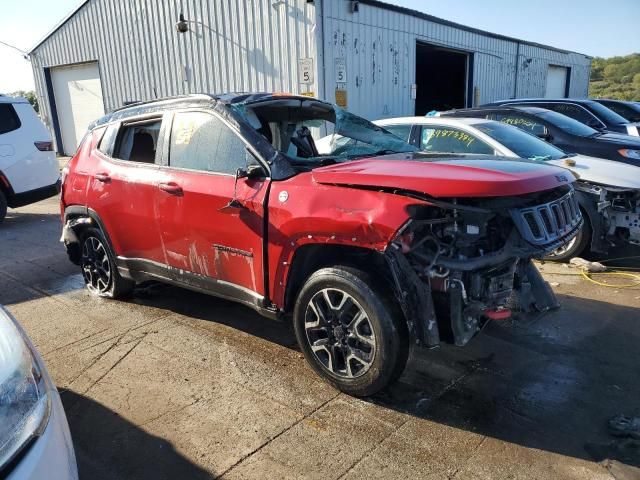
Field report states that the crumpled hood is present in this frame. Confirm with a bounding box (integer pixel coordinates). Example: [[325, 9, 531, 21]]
[[312, 154, 576, 198], [547, 154, 640, 189]]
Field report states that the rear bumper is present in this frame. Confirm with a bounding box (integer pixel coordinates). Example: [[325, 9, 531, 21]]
[[7, 179, 61, 208]]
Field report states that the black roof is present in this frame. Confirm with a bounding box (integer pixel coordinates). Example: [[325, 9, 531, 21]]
[[442, 105, 551, 116], [91, 92, 331, 128], [486, 98, 601, 106]]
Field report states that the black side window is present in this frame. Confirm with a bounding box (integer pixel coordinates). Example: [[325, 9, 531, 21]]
[[542, 103, 600, 126], [493, 113, 547, 136], [98, 124, 119, 156], [114, 119, 162, 163], [0, 104, 21, 135], [169, 111, 246, 175]]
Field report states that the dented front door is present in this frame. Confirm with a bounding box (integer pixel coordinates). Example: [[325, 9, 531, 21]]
[[155, 110, 268, 298]]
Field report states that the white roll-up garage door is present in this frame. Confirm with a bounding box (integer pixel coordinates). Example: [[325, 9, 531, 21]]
[[51, 62, 105, 155], [545, 65, 568, 98]]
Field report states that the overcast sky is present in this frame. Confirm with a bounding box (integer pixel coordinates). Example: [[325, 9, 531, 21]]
[[0, 0, 638, 93]]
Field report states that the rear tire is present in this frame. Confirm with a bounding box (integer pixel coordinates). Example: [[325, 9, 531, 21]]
[[80, 227, 134, 298], [544, 213, 591, 262], [293, 266, 408, 397], [0, 191, 7, 224]]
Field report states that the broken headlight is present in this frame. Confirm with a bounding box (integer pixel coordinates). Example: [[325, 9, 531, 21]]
[[0, 307, 51, 470]]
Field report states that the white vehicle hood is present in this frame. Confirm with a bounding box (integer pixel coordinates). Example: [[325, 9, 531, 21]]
[[547, 154, 640, 189]]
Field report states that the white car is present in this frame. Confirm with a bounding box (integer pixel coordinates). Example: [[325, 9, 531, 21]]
[[318, 116, 640, 259], [0, 306, 78, 479], [0, 95, 60, 223]]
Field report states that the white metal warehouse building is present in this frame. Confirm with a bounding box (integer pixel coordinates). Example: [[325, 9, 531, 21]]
[[28, 0, 592, 155]]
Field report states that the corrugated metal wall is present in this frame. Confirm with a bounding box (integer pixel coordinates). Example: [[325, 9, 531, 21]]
[[31, 0, 591, 143], [320, 0, 591, 120], [30, 0, 319, 140]]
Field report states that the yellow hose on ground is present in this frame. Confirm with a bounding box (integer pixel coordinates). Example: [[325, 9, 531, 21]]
[[540, 256, 640, 289]]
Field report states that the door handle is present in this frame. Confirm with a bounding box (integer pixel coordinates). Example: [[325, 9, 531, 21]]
[[158, 182, 183, 196], [94, 173, 111, 182]]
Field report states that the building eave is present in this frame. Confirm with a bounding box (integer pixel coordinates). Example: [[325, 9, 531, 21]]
[[359, 0, 592, 59], [27, 0, 90, 54]]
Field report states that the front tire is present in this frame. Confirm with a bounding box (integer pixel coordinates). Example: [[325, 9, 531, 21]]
[[293, 267, 408, 397], [544, 213, 591, 262], [0, 191, 7, 224], [80, 227, 134, 298]]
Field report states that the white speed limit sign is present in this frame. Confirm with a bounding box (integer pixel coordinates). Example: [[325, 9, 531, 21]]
[[298, 58, 314, 85]]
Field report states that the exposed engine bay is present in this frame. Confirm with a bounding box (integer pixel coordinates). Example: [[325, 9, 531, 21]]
[[575, 182, 640, 249], [387, 185, 583, 347]]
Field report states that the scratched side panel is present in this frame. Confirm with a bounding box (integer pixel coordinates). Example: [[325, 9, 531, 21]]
[[266, 173, 415, 308]]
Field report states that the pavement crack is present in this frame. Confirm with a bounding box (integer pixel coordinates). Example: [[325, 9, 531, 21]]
[[215, 392, 341, 479], [447, 435, 488, 479], [337, 417, 411, 480], [81, 335, 145, 395], [43, 327, 112, 356]]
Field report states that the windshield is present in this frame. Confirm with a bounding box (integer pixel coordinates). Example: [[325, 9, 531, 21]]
[[475, 121, 566, 160], [232, 100, 417, 169], [536, 110, 599, 137], [586, 101, 630, 125]]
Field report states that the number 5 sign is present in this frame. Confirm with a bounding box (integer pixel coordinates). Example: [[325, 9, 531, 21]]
[[335, 58, 347, 83], [298, 58, 314, 85]]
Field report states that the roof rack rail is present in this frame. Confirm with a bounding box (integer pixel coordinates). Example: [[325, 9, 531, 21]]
[[111, 93, 213, 112]]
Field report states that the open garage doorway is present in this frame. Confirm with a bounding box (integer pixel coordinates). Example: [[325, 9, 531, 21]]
[[415, 42, 472, 115]]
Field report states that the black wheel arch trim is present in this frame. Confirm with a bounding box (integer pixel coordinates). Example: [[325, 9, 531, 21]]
[[62, 205, 278, 319], [63, 206, 119, 266], [573, 191, 604, 253]]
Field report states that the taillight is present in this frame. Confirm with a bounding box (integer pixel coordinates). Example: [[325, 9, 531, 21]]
[[34, 141, 53, 151], [0, 172, 10, 189]]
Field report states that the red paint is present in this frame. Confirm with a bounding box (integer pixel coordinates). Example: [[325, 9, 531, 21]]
[[484, 308, 512, 320], [154, 166, 268, 294], [63, 134, 575, 312], [312, 158, 575, 197]]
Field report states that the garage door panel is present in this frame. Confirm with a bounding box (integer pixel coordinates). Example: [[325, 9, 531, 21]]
[[545, 65, 568, 98], [51, 62, 105, 155]]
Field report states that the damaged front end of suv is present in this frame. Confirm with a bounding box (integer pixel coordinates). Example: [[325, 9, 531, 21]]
[[575, 181, 640, 250], [386, 185, 582, 347]]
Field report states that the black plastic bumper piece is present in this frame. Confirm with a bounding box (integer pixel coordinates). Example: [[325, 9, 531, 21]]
[[8, 179, 61, 208]]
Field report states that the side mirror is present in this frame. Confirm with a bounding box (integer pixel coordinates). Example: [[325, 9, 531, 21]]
[[236, 164, 265, 180], [535, 129, 552, 142]]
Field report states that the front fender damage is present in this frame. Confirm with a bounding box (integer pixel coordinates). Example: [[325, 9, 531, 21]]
[[384, 186, 578, 348]]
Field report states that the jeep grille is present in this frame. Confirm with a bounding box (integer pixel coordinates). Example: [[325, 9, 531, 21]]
[[511, 190, 582, 246]]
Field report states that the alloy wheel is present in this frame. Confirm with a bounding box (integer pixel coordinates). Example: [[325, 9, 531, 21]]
[[81, 236, 112, 294], [304, 288, 376, 378], [548, 235, 578, 258]]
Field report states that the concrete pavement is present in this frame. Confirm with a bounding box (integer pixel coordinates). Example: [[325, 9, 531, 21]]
[[1, 194, 639, 479]]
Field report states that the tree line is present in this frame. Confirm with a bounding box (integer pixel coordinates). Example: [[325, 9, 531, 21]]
[[589, 53, 640, 101]]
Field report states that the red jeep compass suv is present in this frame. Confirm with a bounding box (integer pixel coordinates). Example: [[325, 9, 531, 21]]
[[61, 94, 581, 396]]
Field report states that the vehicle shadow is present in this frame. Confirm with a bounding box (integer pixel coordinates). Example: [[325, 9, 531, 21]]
[[131, 281, 298, 350], [0, 211, 60, 230], [60, 389, 212, 480], [374, 293, 640, 470], [129, 284, 640, 470]]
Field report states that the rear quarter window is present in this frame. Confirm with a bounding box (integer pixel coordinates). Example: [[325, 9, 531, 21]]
[[0, 104, 21, 135]]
